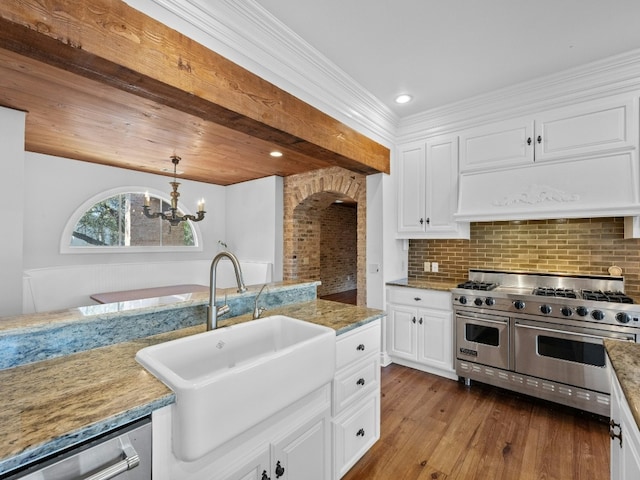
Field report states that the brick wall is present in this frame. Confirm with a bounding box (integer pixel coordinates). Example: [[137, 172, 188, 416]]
[[319, 204, 357, 296], [409, 217, 640, 299], [283, 167, 366, 305]]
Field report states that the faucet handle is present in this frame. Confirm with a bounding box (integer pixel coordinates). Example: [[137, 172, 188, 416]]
[[253, 306, 266, 320], [217, 304, 230, 316]]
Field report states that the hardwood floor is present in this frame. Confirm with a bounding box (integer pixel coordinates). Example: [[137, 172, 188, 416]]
[[320, 289, 357, 305], [343, 364, 610, 480]]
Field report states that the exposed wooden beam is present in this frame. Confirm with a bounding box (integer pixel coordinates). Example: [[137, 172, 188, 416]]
[[0, 0, 389, 176]]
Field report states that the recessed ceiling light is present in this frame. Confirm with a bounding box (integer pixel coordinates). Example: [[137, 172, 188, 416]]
[[395, 94, 413, 104], [270, 150, 283, 157]]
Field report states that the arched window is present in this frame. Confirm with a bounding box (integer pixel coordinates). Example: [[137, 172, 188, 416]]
[[61, 187, 201, 253]]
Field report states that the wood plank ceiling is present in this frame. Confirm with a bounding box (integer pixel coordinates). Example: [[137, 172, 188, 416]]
[[0, 0, 389, 186]]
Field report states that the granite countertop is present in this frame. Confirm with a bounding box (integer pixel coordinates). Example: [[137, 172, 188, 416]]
[[605, 339, 640, 429], [0, 280, 310, 333], [0, 299, 384, 475], [386, 277, 461, 292]]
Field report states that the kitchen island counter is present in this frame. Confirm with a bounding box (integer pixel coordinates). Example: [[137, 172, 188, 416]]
[[0, 299, 384, 476], [605, 339, 640, 429]]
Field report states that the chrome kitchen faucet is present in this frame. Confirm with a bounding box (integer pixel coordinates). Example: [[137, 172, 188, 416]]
[[207, 251, 247, 330]]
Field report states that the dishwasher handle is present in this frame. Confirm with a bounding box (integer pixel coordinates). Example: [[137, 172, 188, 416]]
[[83, 443, 140, 480]]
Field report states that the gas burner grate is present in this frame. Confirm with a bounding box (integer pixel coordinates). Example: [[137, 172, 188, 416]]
[[581, 290, 634, 304], [457, 281, 497, 291], [532, 287, 578, 298]]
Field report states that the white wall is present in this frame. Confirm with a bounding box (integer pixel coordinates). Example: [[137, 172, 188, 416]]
[[366, 152, 407, 311], [383, 152, 408, 288], [1, 107, 26, 316], [10, 150, 287, 314], [225, 176, 283, 281], [366, 174, 384, 309]]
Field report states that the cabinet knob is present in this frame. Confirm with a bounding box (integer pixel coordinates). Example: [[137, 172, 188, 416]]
[[356, 343, 365, 351], [414, 297, 422, 301], [419, 318, 423, 325], [419, 218, 424, 225], [356, 428, 365, 437], [275, 460, 285, 478], [527, 137, 532, 145], [426, 217, 430, 225], [537, 135, 542, 144], [262, 471, 271, 480], [412, 317, 416, 324], [356, 378, 366, 386], [609, 419, 623, 448]]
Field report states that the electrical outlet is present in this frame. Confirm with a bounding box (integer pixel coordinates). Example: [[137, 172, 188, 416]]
[[432, 262, 439, 273], [423, 262, 430, 272]]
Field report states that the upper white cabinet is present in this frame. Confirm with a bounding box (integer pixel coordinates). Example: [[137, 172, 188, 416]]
[[460, 94, 636, 173], [455, 94, 640, 221], [459, 117, 534, 172], [397, 134, 469, 239]]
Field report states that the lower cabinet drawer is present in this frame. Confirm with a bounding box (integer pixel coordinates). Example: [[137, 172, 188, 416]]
[[333, 357, 379, 414], [333, 394, 380, 478], [386, 286, 451, 310], [336, 321, 381, 370]]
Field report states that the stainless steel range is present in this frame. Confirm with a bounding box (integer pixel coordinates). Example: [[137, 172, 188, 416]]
[[452, 269, 640, 416]]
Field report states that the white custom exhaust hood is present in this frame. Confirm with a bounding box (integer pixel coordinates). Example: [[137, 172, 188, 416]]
[[454, 151, 640, 221]]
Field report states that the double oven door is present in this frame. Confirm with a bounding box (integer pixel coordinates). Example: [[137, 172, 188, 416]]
[[456, 308, 637, 395], [455, 310, 509, 370], [513, 318, 636, 393]]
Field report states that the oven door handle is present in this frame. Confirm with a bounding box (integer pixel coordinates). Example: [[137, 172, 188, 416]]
[[456, 314, 508, 326], [514, 322, 636, 343], [84, 442, 140, 480]]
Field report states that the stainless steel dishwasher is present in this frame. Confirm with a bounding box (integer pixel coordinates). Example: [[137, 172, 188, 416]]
[[6, 418, 151, 480]]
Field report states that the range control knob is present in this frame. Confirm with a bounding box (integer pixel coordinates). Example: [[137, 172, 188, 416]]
[[474, 298, 484, 306], [485, 297, 496, 306], [576, 306, 589, 317], [458, 296, 467, 305], [616, 312, 631, 324], [540, 305, 552, 315], [561, 307, 573, 317], [592, 310, 605, 321], [513, 300, 526, 310]]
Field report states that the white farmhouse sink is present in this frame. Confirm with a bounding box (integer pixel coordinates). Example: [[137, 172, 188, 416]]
[[136, 315, 336, 461]]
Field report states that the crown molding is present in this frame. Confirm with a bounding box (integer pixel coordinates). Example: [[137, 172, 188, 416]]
[[126, 1, 640, 148], [397, 48, 640, 142], [128, 0, 397, 146]]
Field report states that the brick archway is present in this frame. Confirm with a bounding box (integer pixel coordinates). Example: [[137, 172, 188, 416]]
[[283, 167, 366, 306]]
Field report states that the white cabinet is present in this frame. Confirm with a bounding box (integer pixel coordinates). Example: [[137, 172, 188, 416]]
[[397, 134, 469, 239], [459, 116, 534, 172], [270, 415, 331, 480], [460, 94, 636, 173], [386, 286, 456, 380], [224, 450, 270, 480], [224, 416, 329, 480], [610, 364, 640, 480], [152, 384, 332, 480], [456, 94, 640, 221], [332, 320, 381, 479]]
